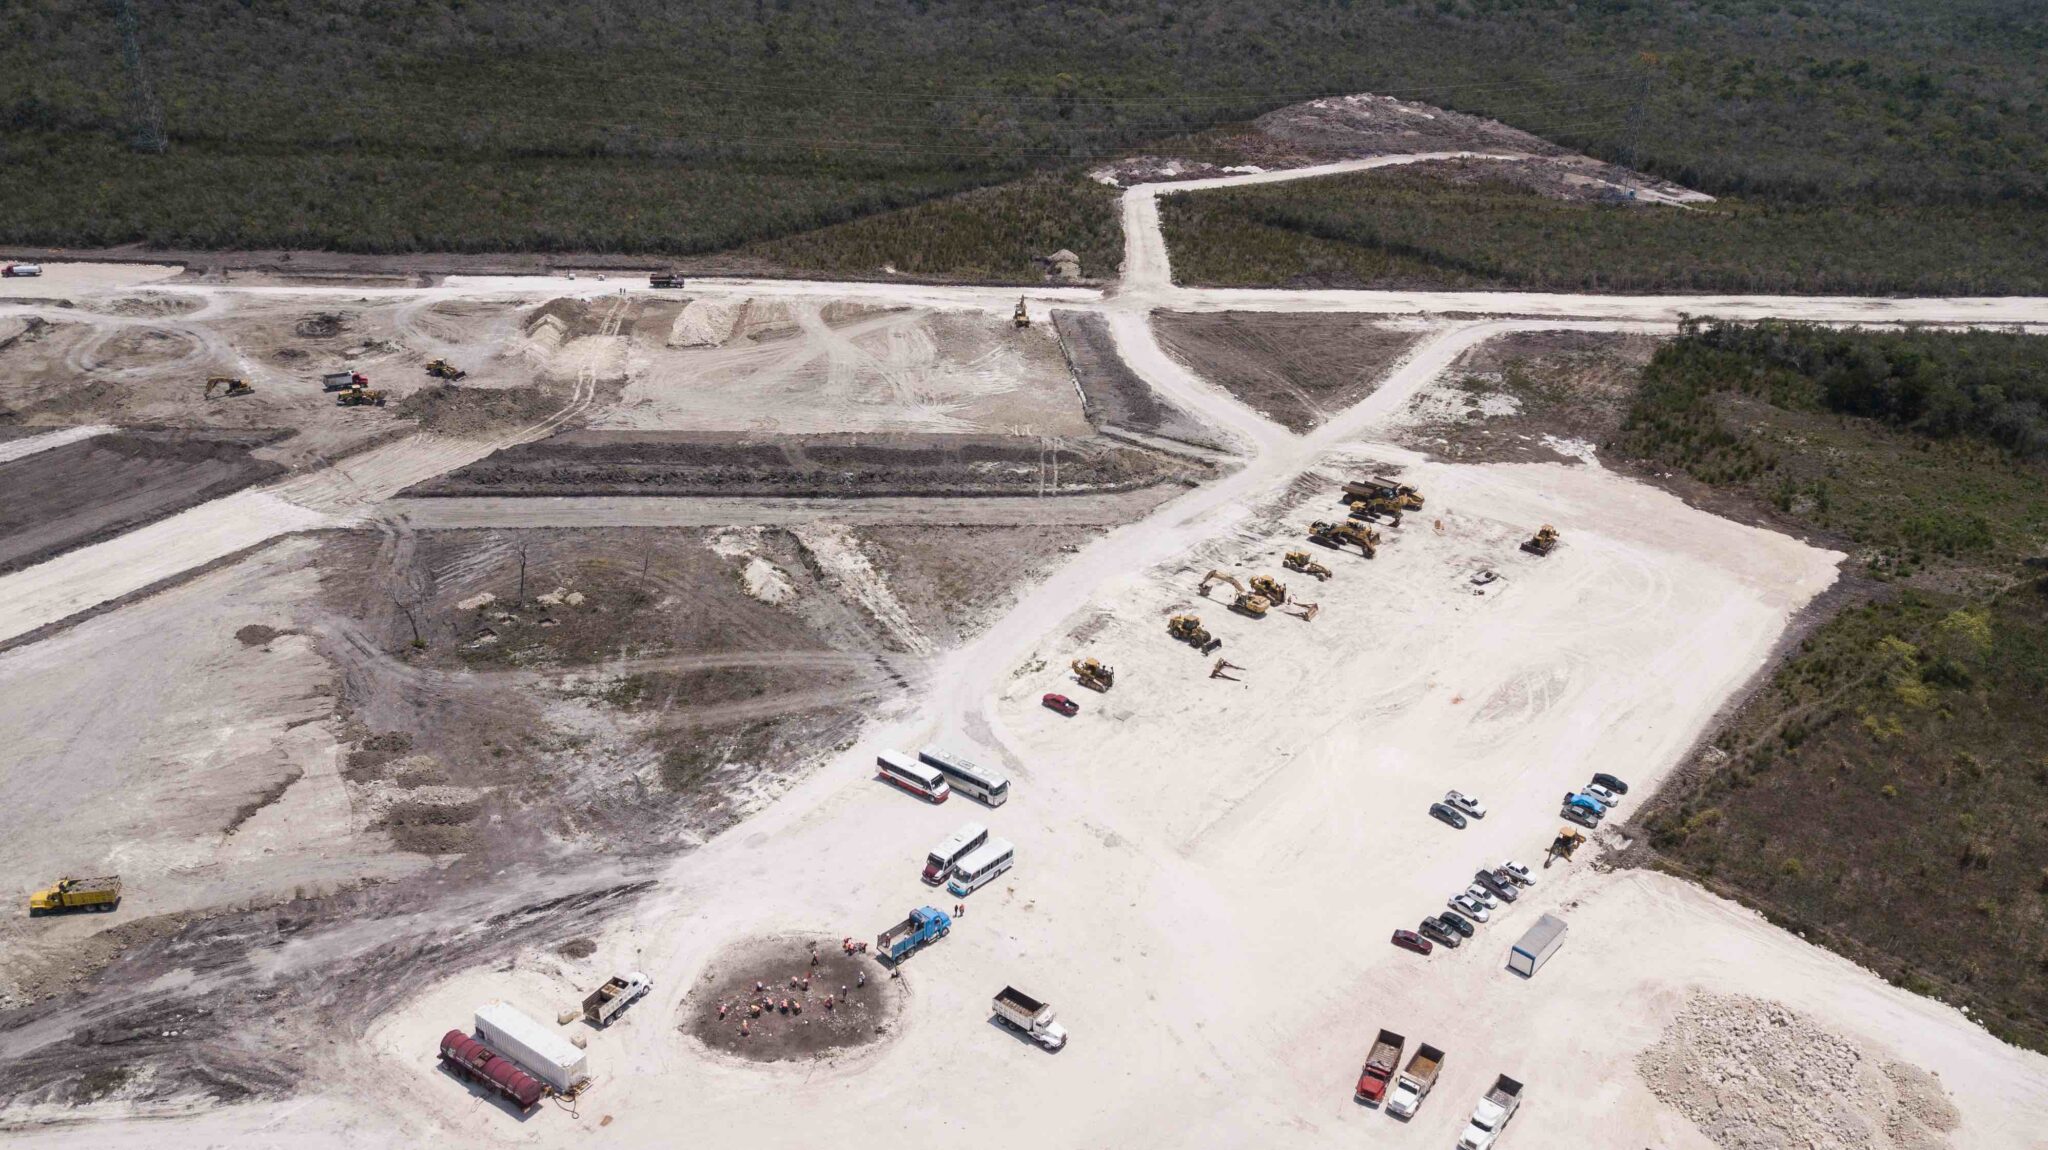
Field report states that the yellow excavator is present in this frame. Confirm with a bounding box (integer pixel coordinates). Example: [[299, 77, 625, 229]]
[[425, 358, 467, 381], [336, 385, 387, 407], [1283, 550, 1333, 581], [1013, 298, 1031, 328], [204, 376, 254, 399], [1168, 614, 1222, 654], [1199, 570, 1273, 618], [1522, 525, 1560, 556], [1309, 520, 1380, 558], [1071, 657, 1115, 692]]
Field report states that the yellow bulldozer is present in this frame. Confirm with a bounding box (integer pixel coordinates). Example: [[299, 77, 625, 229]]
[[1522, 525, 1560, 556], [1071, 657, 1115, 692], [1347, 495, 1405, 527], [425, 358, 467, 381], [335, 386, 387, 407], [1308, 520, 1379, 558], [1013, 298, 1031, 328], [1168, 613, 1222, 654], [204, 376, 254, 399], [1283, 550, 1333, 581], [1248, 575, 1288, 606]]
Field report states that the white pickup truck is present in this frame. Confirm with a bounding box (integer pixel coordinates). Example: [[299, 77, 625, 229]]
[[581, 971, 651, 1027], [1457, 1074, 1524, 1149], [992, 986, 1067, 1051]]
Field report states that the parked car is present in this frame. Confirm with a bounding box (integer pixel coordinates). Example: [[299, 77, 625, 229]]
[[1041, 693, 1079, 716], [1464, 884, 1498, 910], [1500, 860, 1535, 886], [1448, 893, 1490, 923], [1418, 917, 1461, 948], [1437, 909, 1476, 936], [1564, 791, 1606, 815], [1591, 771, 1630, 795], [1428, 802, 1469, 830], [1443, 790, 1487, 818], [1391, 929, 1433, 956], [1476, 870, 1520, 902], [1585, 782, 1622, 806]]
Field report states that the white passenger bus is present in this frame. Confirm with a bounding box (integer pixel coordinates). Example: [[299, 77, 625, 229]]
[[918, 748, 1010, 807], [877, 750, 949, 804], [922, 822, 989, 885], [946, 837, 1015, 897]]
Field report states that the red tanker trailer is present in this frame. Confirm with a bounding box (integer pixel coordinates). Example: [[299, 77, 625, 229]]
[[439, 1029, 544, 1110]]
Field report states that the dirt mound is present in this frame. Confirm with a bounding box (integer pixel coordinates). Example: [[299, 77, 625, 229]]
[[393, 383, 560, 435], [684, 934, 906, 1063], [294, 312, 352, 338], [1637, 991, 1960, 1149], [1258, 91, 1563, 159]]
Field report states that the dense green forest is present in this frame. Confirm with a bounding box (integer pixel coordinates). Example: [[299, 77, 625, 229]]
[[1, 1, 2045, 260], [1157, 169, 2048, 294], [1614, 324, 2048, 1051]]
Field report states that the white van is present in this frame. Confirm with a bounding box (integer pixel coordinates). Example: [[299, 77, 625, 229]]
[[919, 748, 1010, 807], [946, 837, 1015, 897], [877, 750, 949, 803], [922, 822, 989, 885]]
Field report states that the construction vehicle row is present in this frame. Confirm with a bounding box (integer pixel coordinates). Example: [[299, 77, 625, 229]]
[[29, 875, 121, 914]]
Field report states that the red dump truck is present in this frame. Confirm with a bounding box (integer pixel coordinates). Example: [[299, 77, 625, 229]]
[[1354, 1028, 1404, 1104], [439, 1029, 544, 1111]]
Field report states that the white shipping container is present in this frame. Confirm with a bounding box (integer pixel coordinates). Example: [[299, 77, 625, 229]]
[[1506, 913, 1568, 977], [476, 1001, 589, 1092]]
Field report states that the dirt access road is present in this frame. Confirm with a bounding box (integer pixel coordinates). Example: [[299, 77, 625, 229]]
[[6, 158, 2048, 1148]]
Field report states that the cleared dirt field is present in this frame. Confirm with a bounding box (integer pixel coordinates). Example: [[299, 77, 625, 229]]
[[1382, 329, 1664, 465], [406, 430, 1209, 499], [1152, 310, 1428, 432], [0, 429, 288, 574]]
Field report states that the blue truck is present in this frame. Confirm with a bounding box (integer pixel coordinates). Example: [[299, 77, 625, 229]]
[[877, 906, 952, 962]]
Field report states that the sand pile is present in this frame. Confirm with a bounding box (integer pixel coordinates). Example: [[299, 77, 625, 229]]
[[1637, 992, 1960, 1150]]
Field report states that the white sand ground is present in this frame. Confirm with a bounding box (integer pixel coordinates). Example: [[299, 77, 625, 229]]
[[5, 161, 2048, 1149]]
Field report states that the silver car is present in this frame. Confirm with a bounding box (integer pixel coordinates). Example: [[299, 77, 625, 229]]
[[1450, 892, 1491, 922], [1465, 883, 1498, 910]]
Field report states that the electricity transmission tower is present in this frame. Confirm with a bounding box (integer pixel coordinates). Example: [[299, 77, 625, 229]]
[[112, 0, 168, 153]]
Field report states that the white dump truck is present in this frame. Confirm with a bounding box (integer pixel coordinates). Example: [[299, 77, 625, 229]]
[[475, 1001, 589, 1094], [1385, 1042, 1444, 1118], [1457, 1074, 1524, 1149], [992, 986, 1067, 1051]]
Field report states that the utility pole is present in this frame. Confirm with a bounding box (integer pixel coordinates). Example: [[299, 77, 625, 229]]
[[112, 0, 168, 153]]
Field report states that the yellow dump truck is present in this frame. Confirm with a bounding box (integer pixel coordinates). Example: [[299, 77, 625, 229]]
[[30, 875, 122, 915]]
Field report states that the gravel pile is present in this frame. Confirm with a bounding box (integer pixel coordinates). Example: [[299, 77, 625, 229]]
[[1638, 992, 1960, 1149]]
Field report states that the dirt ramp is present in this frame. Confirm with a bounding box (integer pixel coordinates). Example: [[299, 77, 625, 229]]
[[1637, 991, 1960, 1149]]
